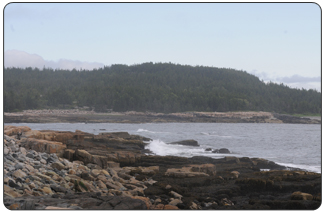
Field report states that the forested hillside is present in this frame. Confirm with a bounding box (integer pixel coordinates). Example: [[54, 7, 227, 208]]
[[3, 62, 321, 114]]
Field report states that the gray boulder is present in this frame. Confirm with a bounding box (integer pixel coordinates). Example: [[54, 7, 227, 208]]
[[212, 148, 230, 153], [14, 163, 25, 170], [169, 139, 200, 147], [219, 148, 230, 153]]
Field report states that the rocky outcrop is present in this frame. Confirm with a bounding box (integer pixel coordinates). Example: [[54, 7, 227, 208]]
[[138, 157, 321, 210], [212, 148, 231, 153], [3, 125, 321, 210], [20, 138, 67, 157], [4, 125, 31, 137], [273, 113, 321, 124], [4, 192, 149, 210], [169, 139, 200, 146], [4, 134, 154, 209], [24, 130, 76, 143], [100, 132, 152, 141], [6, 127, 148, 166]]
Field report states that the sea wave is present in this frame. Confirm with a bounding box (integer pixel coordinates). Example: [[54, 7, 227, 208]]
[[200, 132, 233, 138], [276, 162, 321, 174], [145, 139, 321, 174], [145, 139, 242, 159], [145, 139, 206, 157], [137, 128, 169, 134]]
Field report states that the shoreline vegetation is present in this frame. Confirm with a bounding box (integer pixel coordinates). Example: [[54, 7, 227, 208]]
[[4, 64, 321, 115], [3, 125, 322, 209], [4, 109, 321, 124]]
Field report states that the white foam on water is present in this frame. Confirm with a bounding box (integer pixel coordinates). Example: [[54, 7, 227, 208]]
[[137, 128, 151, 133], [145, 139, 181, 156], [200, 132, 210, 136], [145, 139, 205, 157], [145, 139, 243, 159], [276, 162, 321, 174], [200, 132, 233, 138], [137, 128, 169, 134]]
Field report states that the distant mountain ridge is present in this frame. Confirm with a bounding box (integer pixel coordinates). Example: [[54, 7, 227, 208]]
[[3, 62, 321, 114]]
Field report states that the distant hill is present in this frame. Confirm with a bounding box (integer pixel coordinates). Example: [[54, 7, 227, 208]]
[[3, 62, 321, 114]]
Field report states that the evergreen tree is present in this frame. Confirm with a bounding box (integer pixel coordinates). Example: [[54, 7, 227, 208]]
[[3, 63, 321, 115]]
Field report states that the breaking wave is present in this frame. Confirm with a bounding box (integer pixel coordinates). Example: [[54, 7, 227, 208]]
[[200, 132, 233, 138], [137, 128, 170, 134], [145, 139, 206, 157], [144, 139, 241, 159]]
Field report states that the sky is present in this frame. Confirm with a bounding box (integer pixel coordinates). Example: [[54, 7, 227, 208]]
[[3, 2, 322, 91]]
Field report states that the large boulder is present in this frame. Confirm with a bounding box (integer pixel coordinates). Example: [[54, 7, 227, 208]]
[[74, 149, 93, 165], [92, 135, 146, 150], [24, 130, 43, 138], [27, 130, 75, 144], [20, 138, 66, 156], [73, 149, 117, 168], [91, 155, 108, 168], [169, 139, 200, 146], [67, 134, 146, 151], [212, 148, 230, 153], [4, 126, 31, 136], [112, 151, 142, 166], [63, 149, 75, 161], [219, 148, 230, 153], [99, 132, 152, 141], [4, 185, 22, 198]]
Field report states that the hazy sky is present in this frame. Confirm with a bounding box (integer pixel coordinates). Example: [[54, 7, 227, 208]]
[[3, 2, 321, 91]]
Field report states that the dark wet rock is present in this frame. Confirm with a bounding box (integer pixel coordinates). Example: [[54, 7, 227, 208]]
[[3, 125, 321, 210], [46, 156, 57, 164], [169, 139, 200, 146], [141, 149, 153, 154], [212, 148, 230, 153], [12, 153, 19, 159], [219, 148, 230, 153], [50, 184, 68, 193], [81, 171, 95, 181], [134, 154, 321, 209], [4, 193, 148, 210], [273, 113, 320, 124], [8, 180, 22, 189], [26, 153, 35, 159], [99, 132, 152, 142]]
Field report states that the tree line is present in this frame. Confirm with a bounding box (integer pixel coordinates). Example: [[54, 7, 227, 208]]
[[3, 62, 321, 115]]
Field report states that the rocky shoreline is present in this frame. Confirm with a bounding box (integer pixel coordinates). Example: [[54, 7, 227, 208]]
[[4, 110, 321, 124], [3, 125, 321, 210]]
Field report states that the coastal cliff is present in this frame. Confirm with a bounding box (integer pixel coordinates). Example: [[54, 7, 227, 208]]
[[3, 125, 321, 209]]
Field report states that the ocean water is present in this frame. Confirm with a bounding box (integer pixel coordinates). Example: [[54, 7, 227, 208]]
[[5, 122, 321, 173]]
